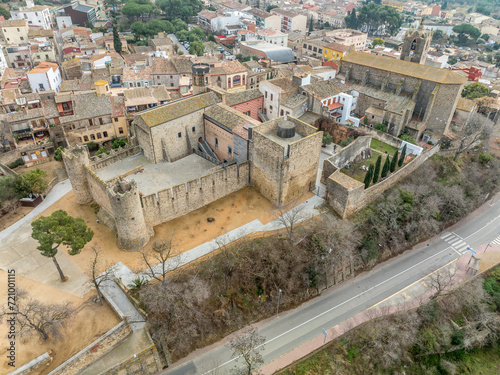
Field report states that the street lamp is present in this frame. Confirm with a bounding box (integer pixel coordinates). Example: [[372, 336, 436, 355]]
[[276, 289, 282, 318]]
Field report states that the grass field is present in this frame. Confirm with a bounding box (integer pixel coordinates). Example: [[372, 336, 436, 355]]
[[342, 150, 392, 183], [370, 138, 398, 155]]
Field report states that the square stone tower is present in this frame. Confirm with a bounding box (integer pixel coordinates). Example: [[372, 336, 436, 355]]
[[250, 115, 322, 206]]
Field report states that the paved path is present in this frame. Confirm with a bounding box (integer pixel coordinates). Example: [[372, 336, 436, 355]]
[[0, 180, 88, 297]]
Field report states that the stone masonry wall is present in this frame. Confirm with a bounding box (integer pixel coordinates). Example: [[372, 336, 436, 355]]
[[141, 162, 250, 227], [48, 322, 132, 375], [90, 142, 141, 171], [281, 131, 322, 204], [84, 166, 112, 214], [326, 144, 440, 218], [357, 125, 402, 148], [0, 149, 21, 166], [249, 130, 286, 205]]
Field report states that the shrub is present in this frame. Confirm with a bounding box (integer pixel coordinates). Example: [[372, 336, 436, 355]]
[[399, 134, 416, 145], [374, 123, 387, 132], [322, 133, 333, 146], [53, 147, 64, 161], [86, 141, 98, 151], [478, 153, 494, 164], [340, 137, 354, 147], [8, 158, 25, 169], [112, 138, 127, 149], [95, 147, 109, 156]]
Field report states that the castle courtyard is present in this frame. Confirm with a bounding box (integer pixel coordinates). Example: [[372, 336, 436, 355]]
[[96, 153, 218, 196]]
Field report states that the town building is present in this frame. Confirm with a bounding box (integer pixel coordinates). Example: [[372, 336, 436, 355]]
[[0, 20, 29, 45], [27, 61, 62, 93], [270, 8, 308, 33], [11, 4, 52, 30]]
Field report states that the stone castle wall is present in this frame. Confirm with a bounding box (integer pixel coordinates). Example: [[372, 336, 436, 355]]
[[357, 125, 402, 149], [326, 143, 440, 218], [84, 166, 113, 214], [90, 141, 141, 171], [141, 162, 250, 227]]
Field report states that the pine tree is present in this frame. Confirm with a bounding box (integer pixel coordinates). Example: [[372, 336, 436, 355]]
[[113, 25, 122, 54], [390, 149, 398, 172], [372, 155, 382, 184], [309, 20, 314, 33], [398, 144, 407, 167], [364, 164, 374, 189], [381, 156, 390, 178]]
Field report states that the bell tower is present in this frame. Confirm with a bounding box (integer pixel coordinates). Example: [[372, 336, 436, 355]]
[[400, 26, 432, 64], [192, 63, 210, 95]]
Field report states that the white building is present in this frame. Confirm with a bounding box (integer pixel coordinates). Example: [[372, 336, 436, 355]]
[[0, 47, 7, 80], [270, 8, 308, 33], [11, 3, 52, 30], [27, 61, 61, 93], [257, 29, 288, 47]]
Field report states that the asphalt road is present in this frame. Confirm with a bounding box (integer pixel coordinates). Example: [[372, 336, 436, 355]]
[[168, 33, 188, 55], [163, 198, 500, 375]]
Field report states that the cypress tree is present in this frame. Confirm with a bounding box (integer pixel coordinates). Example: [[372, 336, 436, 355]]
[[372, 155, 382, 184], [398, 144, 407, 167], [390, 149, 398, 172], [381, 156, 390, 178], [364, 164, 374, 189], [113, 25, 122, 54]]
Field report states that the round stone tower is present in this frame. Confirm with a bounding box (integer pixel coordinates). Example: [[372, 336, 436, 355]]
[[62, 145, 93, 205], [107, 179, 153, 251], [192, 63, 210, 95]]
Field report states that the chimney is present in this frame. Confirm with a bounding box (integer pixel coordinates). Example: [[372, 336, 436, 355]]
[[221, 93, 226, 105]]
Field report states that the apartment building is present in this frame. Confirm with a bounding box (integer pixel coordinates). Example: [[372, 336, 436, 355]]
[[270, 8, 308, 33]]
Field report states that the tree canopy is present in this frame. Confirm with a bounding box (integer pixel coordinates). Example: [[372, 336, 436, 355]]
[[462, 82, 490, 100], [453, 24, 481, 46], [121, 0, 155, 22], [156, 0, 203, 22], [14, 169, 47, 198], [352, 3, 402, 36], [189, 40, 205, 56], [130, 19, 174, 39]]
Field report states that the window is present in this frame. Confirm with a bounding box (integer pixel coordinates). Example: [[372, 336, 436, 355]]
[[228, 145, 232, 156], [90, 134, 95, 140], [97, 133, 102, 139], [38, 83, 45, 91], [269, 105, 273, 113], [192, 126, 196, 133], [99, 117, 103, 125], [170, 83, 174, 87], [20, 37, 24, 41], [280, 109, 284, 116], [244, 111, 250, 116], [88, 119, 93, 126], [114, 118, 118, 122], [265, 91, 268, 98], [270, 94, 273, 101], [83, 135, 89, 142], [17, 28, 20, 32], [103, 131, 108, 137], [62, 102, 69, 110], [177, 132, 181, 138], [215, 137, 218, 147], [119, 127, 124, 134]]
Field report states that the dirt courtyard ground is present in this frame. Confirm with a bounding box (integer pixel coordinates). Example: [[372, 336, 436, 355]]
[[38, 186, 274, 273], [16, 159, 64, 180], [0, 270, 120, 375]]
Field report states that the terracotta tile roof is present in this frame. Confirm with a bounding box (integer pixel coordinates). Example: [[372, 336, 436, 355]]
[[28, 62, 59, 74], [124, 87, 159, 107], [456, 97, 476, 112], [198, 10, 218, 20], [268, 78, 298, 94], [171, 58, 193, 74], [137, 92, 220, 128], [122, 66, 153, 82], [247, 8, 272, 18], [271, 8, 300, 18], [280, 94, 307, 109], [225, 89, 263, 106], [0, 19, 27, 28], [152, 85, 170, 102], [150, 58, 177, 75], [221, 60, 247, 75], [324, 42, 350, 53], [342, 51, 467, 85], [302, 80, 342, 99], [111, 95, 125, 117], [60, 79, 82, 92], [204, 103, 254, 131], [59, 91, 112, 123]]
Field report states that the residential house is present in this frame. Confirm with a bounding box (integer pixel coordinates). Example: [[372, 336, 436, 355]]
[[258, 77, 298, 120], [325, 29, 367, 51], [224, 88, 264, 122], [323, 42, 351, 61], [4, 45, 33, 69], [121, 66, 153, 88], [270, 8, 308, 33], [27, 61, 62, 93], [247, 8, 281, 31], [11, 5, 52, 30], [257, 29, 288, 47], [0, 20, 29, 45]]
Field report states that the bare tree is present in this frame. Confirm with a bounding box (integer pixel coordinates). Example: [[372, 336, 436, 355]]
[[427, 266, 456, 300], [139, 238, 181, 286], [227, 327, 266, 375], [275, 205, 306, 241], [87, 246, 114, 305], [454, 114, 493, 162], [0, 290, 73, 342]]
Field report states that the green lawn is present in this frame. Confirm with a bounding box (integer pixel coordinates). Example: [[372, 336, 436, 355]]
[[342, 151, 392, 183], [370, 139, 398, 155]]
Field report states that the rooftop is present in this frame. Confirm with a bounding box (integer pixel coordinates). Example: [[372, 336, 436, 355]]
[[343, 51, 467, 85], [225, 89, 263, 106], [324, 42, 350, 53], [96, 153, 217, 196], [456, 97, 476, 112], [28, 61, 59, 74], [0, 19, 27, 27], [204, 103, 257, 131], [268, 77, 298, 94], [136, 92, 220, 128]]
